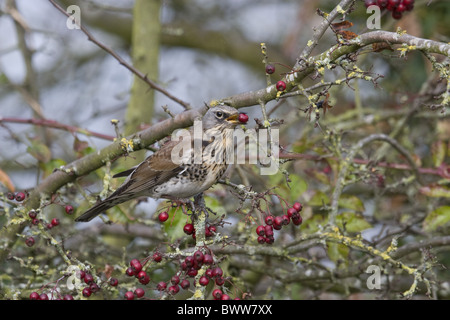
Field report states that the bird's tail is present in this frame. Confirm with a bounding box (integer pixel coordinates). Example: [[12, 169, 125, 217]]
[[75, 198, 119, 222]]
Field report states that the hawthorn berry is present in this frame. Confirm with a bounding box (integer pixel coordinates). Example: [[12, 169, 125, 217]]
[[203, 254, 213, 265], [63, 294, 74, 300], [293, 202, 302, 212], [28, 210, 37, 219], [257, 236, 266, 244], [126, 267, 136, 277], [89, 282, 100, 293], [199, 275, 209, 286], [238, 113, 249, 124], [84, 273, 94, 285], [276, 80, 286, 91], [51, 218, 60, 227], [180, 279, 190, 290], [134, 288, 145, 298], [212, 267, 223, 278], [265, 215, 274, 225], [6, 192, 15, 200], [194, 250, 204, 263], [30, 292, 40, 300], [25, 237, 35, 247], [157, 281, 167, 291], [287, 207, 297, 218], [185, 256, 194, 268], [137, 271, 150, 285], [183, 223, 194, 235], [281, 214, 290, 225], [168, 285, 180, 295], [65, 205, 74, 215], [39, 293, 49, 300], [82, 287, 92, 298], [171, 275, 180, 285], [15, 192, 26, 202], [124, 291, 134, 300], [265, 64, 275, 74], [187, 268, 198, 277], [205, 268, 214, 278], [158, 211, 169, 222], [264, 225, 274, 236], [212, 289, 223, 300], [130, 259, 143, 273], [256, 225, 265, 236], [215, 277, 225, 286], [221, 294, 231, 300], [109, 278, 119, 286], [153, 252, 163, 262]]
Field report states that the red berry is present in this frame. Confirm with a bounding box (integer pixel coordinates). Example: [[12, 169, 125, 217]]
[[221, 294, 231, 300], [212, 267, 223, 278], [276, 80, 286, 91], [109, 278, 119, 286], [25, 237, 35, 247], [281, 214, 290, 225], [6, 192, 15, 200], [205, 268, 214, 278], [364, 0, 377, 7], [293, 202, 302, 212], [180, 279, 190, 290], [153, 252, 162, 262], [84, 273, 94, 284], [51, 218, 59, 226], [82, 287, 92, 297], [15, 192, 26, 202], [134, 288, 145, 298], [203, 254, 213, 265], [28, 210, 37, 219], [168, 285, 180, 295], [377, 0, 388, 8], [256, 225, 265, 236], [212, 289, 223, 300], [265, 64, 275, 74], [194, 250, 204, 263], [273, 216, 283, 229], [171, 275, 180, 285], [215, 277, 225, 286], [124, 291, 134, 300], [137, 271, 150, 285], [257, 236, 266, 244], [157, 281, 167, 291], [264, 225, 274, 237], [79, 270, 86, 279], [238, 113, 249, 124], [31, 218, 39, 225], [183, 223, 194, 235], [185, 256, 194, 268], [126, 267, 136, 277], [292, 214, 303, 226], [63, 294, 74, 300], [187, 268, 198, 277], [130, 258, 142, 273], [392, 10, 402, 19], [158, 211, 169, 222], [89, 282, 100, 293], [287, 207, 297, 218], [264, 215, 274, 225], [265, 236, 275, 244], [199, 275, 209, 286], [29, 292, 40, 300], [39, 293, 49, 300], [65, 205, 74, 215]]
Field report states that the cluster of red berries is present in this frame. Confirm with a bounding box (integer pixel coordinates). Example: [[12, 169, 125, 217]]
[[256, 202, 303, 245], [24, 205, 74, 247], [6, 191, 27, 202], [364, 0, 415, 19], [29, 292, 74, 300], [265, 63, 287, 92], [183, 222, 217, 239]]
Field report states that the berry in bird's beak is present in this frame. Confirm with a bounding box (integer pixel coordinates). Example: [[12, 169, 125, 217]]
[[238, 113, 249, 124]]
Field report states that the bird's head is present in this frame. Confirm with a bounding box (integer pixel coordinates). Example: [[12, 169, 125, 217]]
[[202, 105, 243, 130]]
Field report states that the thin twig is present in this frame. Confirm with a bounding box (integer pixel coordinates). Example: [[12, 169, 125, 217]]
[[47, 0, 191, 110]]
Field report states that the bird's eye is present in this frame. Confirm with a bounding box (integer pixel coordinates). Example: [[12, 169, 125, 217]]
[[215, 111, 224, 118]]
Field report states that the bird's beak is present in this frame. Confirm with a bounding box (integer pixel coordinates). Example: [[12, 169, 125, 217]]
[[226, 113, 240, 124]]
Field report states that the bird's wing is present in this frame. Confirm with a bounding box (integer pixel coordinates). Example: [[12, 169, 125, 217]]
[[109, 139, 186, 198]]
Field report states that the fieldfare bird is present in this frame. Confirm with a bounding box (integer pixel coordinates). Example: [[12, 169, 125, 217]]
[[75, 105, 244, 222]]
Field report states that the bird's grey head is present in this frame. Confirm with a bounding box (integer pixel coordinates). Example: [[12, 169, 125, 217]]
[[202, 105, 241, 130]]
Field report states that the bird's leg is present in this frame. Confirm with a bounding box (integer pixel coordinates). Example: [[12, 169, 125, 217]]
[[193, 193, 217, 217], [169, 198, 195, 216]]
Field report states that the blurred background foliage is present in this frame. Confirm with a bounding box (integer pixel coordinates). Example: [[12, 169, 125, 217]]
[[0, 0, 449, 300]]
